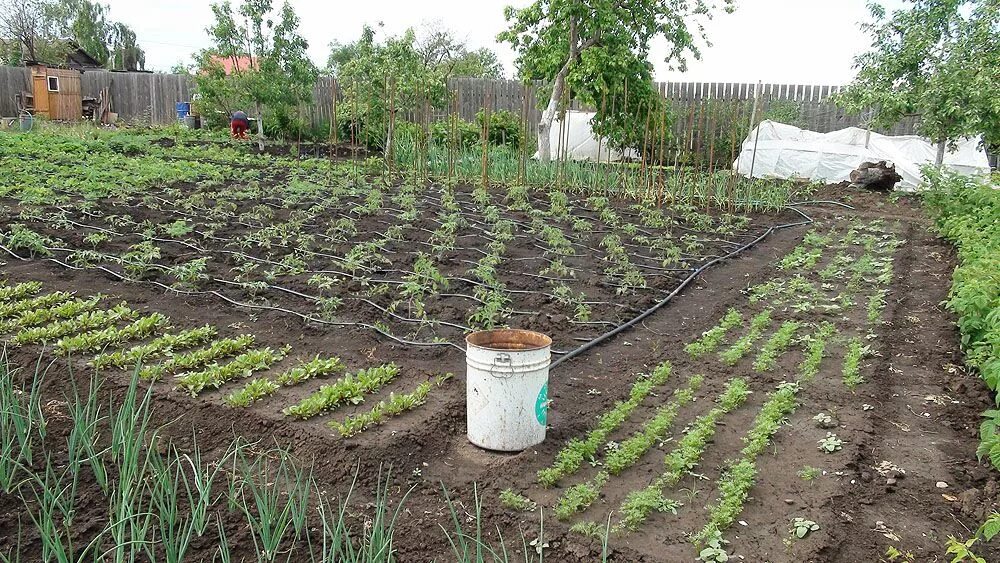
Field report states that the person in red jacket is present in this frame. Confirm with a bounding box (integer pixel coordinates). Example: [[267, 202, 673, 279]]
[[230, 110, 249, 139]]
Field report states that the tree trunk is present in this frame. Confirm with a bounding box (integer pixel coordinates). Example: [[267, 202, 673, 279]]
[[537, 70, 568, 163], [537, 16, 586, 163], [935, 139, 946, 167]]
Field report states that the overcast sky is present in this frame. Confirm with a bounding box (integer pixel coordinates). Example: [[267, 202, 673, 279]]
[[103, 0, 903, 84]]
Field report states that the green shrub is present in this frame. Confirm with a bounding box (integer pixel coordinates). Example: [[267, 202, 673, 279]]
[[477, 109, 522, 148], [923, 167, 1000, 469]]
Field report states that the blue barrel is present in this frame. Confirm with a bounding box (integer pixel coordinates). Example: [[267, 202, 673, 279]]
[[175, 102, 191, 121]]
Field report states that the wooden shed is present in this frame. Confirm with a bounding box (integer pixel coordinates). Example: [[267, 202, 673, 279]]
[[29, 65, 82, 121]]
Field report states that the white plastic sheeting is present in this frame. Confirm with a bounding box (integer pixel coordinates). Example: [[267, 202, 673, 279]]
[[535, 110, 638, 162], [733, 120, 991, 190]]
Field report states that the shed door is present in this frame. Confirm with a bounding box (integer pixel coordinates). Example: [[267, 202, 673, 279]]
[[32, 73, 50, 117]]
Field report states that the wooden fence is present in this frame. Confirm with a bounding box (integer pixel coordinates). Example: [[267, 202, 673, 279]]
[[0, 66, 194, 124], [80, 71, 195, 124], [2, 66, 919, 138], [280, 76, 922, 143], [0, 66, 32, 117]]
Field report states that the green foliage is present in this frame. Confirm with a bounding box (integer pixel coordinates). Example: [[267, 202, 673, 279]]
[[616, 377, 750, 532], [176, 346, 288, 396], [798, 466, 822, 480], [685, 309, 742, 358], [283, 363, 400, 420], [225, 377, 279, 407], [499, 488, 537, 512], [799, 322, 836, 382], [945, 536, 987, 563], [719, 310, 772, 366], [790, 518, 819, 539], [274, 356, 345, 386], [763, 100, 803, 127], [698, 530, 731, 562], [943, 512, 1000, 563], [4, 224, 54, 257], [12, 303, 136, 346], [752, 320, 801, 372], [842, 337, 871, 388], [0, 281, 44, 303], [92, 325, 218, 369], [555, 374, 702, 520], [55, 312, 168, 354], [925, 170, 1000, 474], [924, 169, 1000, 400], [0, 293, 87, 331], [693, 381, 800, 547], [333, 26, 447, 149], [835, 0, 1000, 147], [138, 335, 257, 381], [430, 118, 480, 149], [330, 23, 503, 79], [195, 0, 318, 140], [603, 375, 702, 475], [330, 374, 451, 437], [499, 0, 735, 158], [537, 361, 672, 487], [817, 432, 843, 453], [0, 0, 145, 69], [479, 109, 523, 149]]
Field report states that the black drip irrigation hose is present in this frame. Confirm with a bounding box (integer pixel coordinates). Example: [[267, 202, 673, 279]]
[[0, 242, 471, 354], [5, 197, 818, 365], [549, 206, 814, 370]]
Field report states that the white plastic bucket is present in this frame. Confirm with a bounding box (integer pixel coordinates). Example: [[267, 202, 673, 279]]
[[466, 329, 552, 452]]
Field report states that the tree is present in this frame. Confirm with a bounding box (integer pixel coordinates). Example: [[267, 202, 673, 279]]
[[447, 47, 504, 79], [500, 0, 736, 162], [837, 0, 1000, 165], [329, 23, 504, 79], [328, 24, 504, 149], [52, 0, 111, 64], [413, 22, 505, 79], [196, 0, 318, 144], [333, 26, 447, 148], [0, 0, 145, 70], [0, 0, 65, 64], [107, 22, 143, 70]]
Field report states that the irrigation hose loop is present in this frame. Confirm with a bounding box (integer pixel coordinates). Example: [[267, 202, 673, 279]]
[[549, 205, 813, 370]]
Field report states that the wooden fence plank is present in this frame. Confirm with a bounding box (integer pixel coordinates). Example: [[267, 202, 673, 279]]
[[0, 66, 933, 137]]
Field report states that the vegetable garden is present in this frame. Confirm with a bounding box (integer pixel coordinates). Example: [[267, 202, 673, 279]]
[[0, 126, 997, 562]]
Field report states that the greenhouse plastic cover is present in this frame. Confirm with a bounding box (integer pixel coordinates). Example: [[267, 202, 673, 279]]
[[733, 120, 991, 190], [536, 111, 638, 162]]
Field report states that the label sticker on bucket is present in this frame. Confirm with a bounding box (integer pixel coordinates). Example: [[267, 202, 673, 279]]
[[535, 383, 548, 426]]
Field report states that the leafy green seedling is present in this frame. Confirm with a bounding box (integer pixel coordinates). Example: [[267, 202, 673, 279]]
[[698, 530, 730, 562], [499, 489, 537, 512], [818, 433, 843, 453], [791, 517, 819, 539]]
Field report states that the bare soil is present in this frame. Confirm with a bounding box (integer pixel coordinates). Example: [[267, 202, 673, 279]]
[[0, 184, 996, 562]]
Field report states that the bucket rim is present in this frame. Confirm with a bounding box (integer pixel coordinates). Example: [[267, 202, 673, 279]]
[[465, 329, 552, 352]]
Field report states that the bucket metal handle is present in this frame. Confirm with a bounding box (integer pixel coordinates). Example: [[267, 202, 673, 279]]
[[490, 353, 515, 379]]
